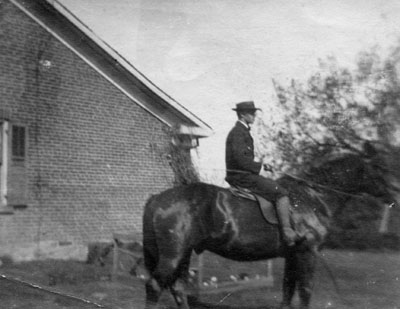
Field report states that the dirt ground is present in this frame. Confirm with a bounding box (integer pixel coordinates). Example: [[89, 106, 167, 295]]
[[0, 249, 399, 309]]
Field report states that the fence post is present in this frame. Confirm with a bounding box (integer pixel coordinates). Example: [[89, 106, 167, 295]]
[[266, 259, 274, 286], [379, 203, 392, 233], [197, 253, 204, 288], [112, 237, 119, 281]]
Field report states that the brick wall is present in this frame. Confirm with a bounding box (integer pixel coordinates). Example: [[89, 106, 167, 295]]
[[0, 1, 177, 245]]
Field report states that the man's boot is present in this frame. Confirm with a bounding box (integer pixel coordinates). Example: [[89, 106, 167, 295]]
[[276, 196, 298, 247]]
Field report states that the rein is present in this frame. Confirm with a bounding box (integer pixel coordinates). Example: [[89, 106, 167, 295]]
[[283, 172, 365, 199], [227, 168, 364, 198]]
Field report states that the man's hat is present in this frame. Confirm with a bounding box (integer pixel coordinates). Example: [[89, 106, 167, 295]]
[[232, 101, 261, 112]]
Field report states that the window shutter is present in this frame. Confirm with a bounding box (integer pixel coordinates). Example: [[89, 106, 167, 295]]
[[7, 125, 28, 207], [12, 125, 26, 161]]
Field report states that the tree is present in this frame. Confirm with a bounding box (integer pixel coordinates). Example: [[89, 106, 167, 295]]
[[254, 44, 400, 189], [253, 43, 400, 245]]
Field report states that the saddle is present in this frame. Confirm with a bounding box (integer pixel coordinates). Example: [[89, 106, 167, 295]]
[[229, 186, 279, 225]]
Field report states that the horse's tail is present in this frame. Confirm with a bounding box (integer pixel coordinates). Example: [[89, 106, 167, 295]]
[[142, 195, 159, 275], [142, 193, 178, 288], [314, 250, 355, 308]]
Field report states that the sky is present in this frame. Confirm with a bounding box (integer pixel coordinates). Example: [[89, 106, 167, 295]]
[[58, 0, 400, 184]]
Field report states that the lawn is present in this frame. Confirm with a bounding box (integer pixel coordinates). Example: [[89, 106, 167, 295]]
[[190, 249, 400, 309], [0, 249, 399, 309]]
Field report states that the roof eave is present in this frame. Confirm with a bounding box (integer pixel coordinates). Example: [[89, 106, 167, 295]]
[[10, 0, 213, 138]]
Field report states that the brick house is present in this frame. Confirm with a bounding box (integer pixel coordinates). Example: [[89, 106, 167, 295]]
[[0, 0, 212, 255]]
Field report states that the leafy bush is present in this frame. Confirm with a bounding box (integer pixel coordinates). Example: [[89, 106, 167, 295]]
[[322, 196, 400, 251], [325, 230, 400, 251]]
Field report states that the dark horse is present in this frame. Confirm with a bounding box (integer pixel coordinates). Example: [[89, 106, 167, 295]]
[[143, 175, 332, 309]]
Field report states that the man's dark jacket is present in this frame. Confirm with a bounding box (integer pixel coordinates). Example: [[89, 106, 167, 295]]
[[225, 121, 262, 185]]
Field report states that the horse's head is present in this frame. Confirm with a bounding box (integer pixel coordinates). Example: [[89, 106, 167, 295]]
[[309, 154, 394, 203]]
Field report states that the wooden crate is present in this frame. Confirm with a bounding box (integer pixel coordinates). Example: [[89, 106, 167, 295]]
[[111, 232, 143, 281]]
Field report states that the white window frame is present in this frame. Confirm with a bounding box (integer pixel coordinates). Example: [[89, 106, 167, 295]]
[[1, 121, 9, 207]]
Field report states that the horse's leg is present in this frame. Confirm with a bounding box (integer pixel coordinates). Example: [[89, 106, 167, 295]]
[[145, 277, 163, 309], [169, 250, 192, 309], [281, 249, 297, 309], [296, 248, 316, 309], [143, 244, 163, 309]]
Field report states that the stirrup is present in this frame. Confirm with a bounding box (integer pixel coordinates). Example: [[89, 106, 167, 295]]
[[297, 231, 315, 244], [282, 228, 297, 247]]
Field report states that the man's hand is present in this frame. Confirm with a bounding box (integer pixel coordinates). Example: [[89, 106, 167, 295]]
[[263, 163, 273, 172]]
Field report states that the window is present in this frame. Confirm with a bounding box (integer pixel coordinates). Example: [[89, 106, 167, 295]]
[[11, 125, 26, 161]]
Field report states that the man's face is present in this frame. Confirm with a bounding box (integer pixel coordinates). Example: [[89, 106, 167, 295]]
[[242, 111, 256, 124]]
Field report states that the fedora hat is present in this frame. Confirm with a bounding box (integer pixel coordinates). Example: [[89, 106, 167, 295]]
[[232, 101, 261, 112]]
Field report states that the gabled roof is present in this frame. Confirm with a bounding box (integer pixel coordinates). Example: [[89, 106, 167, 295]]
[[10, 0, 213, 138]]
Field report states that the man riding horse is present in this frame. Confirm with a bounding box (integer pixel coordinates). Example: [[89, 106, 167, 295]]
[[143, 104, 331, 308], [226, 101, 310, 246]]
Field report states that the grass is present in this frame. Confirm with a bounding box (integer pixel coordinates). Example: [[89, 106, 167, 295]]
[[0, 249, 399, 309], [190, 250, 400, 309]]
